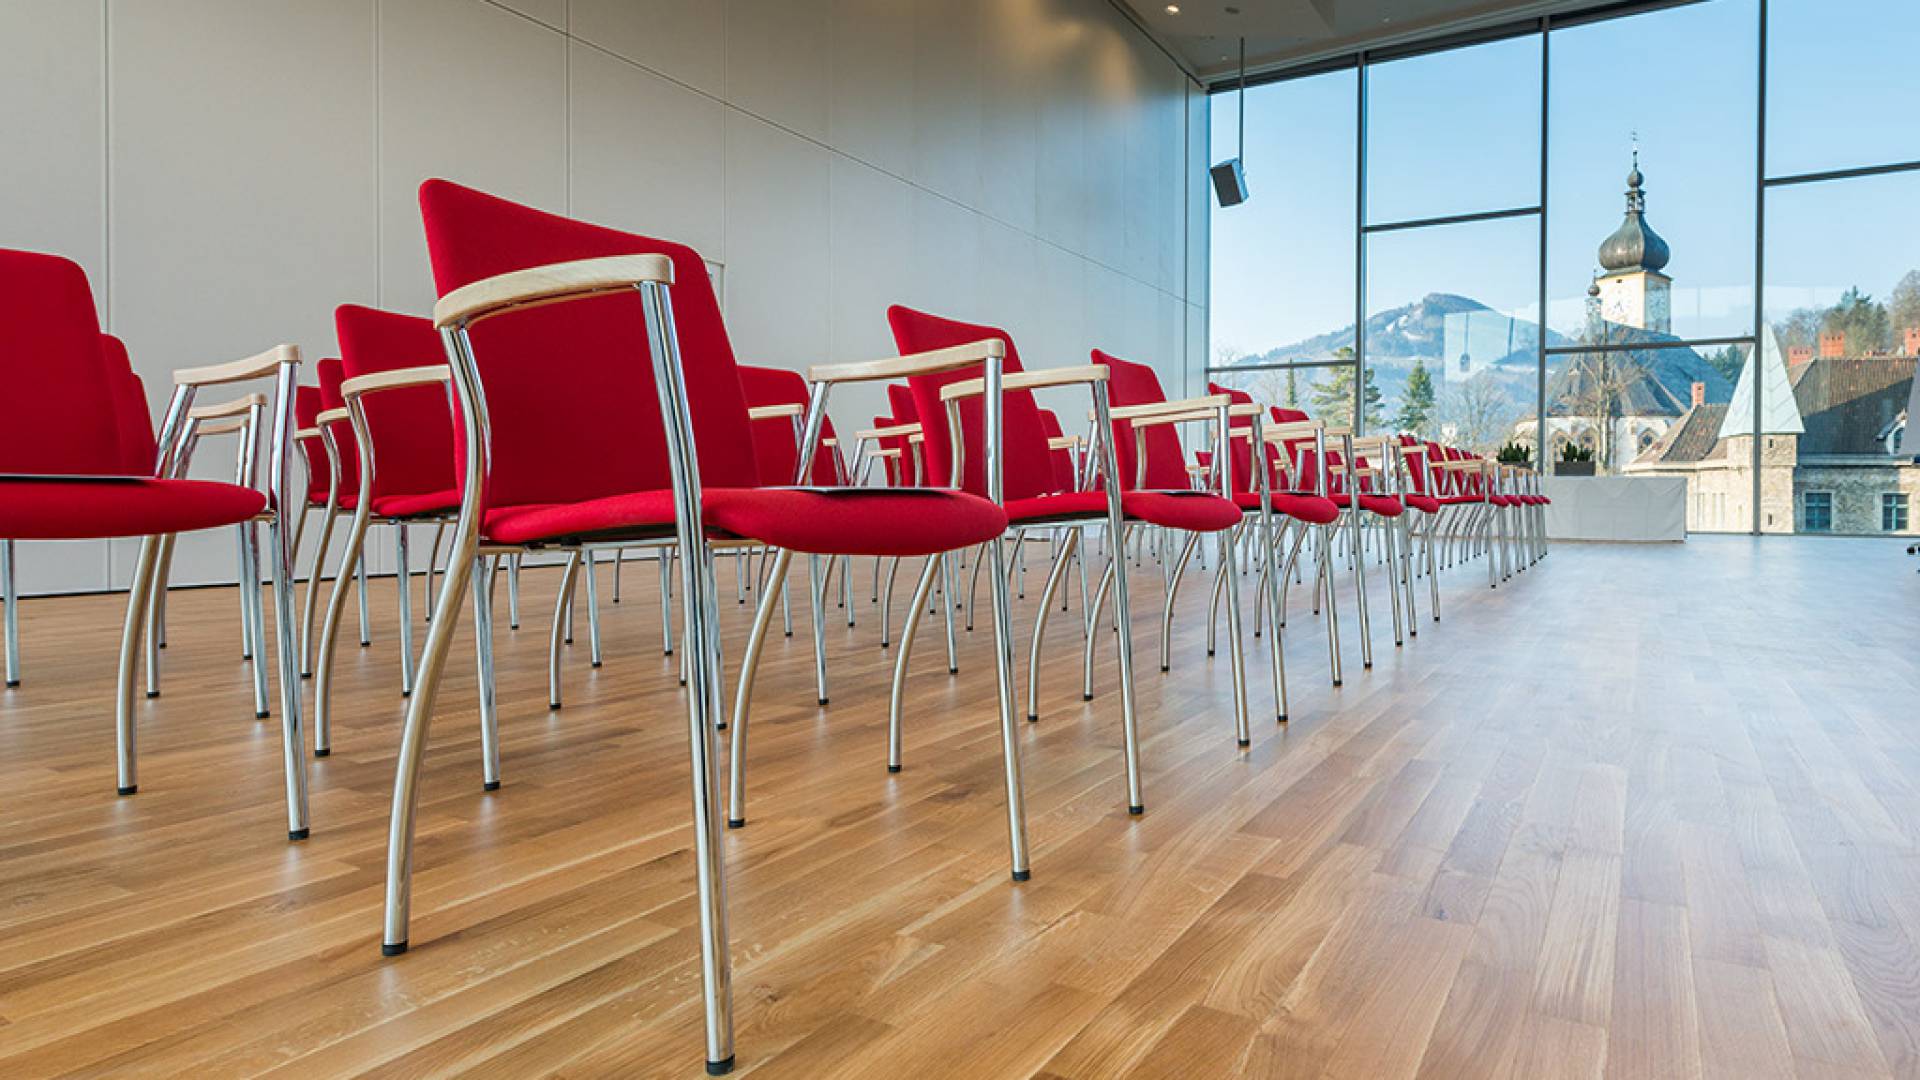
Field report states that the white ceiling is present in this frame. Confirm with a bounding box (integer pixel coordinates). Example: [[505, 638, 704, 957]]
[[1118, 0, 1584, 81]]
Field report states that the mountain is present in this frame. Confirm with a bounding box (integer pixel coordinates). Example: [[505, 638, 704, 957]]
[[1229, 293, 1571, 372]]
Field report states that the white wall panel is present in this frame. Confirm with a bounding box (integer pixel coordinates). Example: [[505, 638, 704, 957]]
[[726, 0, 832, 144], [569, 0, 724, 97], [722, 113, 831, 371], [4, 0, 1202, 596], [568, 40, 726, 259], [378, 0, 566, 316], [110, 0, 379, 587]]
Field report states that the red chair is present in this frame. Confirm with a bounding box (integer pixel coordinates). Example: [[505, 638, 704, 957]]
[[312, 306, 463, 754], [883, 306, 1252, 768], [1091, 350, 1277, 718], [0, 248, 308, 837], [378, 181, 1019, 1075]]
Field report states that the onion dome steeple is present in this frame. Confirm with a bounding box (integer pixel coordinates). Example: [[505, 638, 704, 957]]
[[1597, 148, 1670, 275]]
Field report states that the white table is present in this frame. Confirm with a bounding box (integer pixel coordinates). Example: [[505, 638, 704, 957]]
[[1541, 476, 1686, 542]]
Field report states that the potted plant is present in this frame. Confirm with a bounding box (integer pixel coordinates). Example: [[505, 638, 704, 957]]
[[1557, 441, 1596, 476], [1495, 441, 1533, 469]]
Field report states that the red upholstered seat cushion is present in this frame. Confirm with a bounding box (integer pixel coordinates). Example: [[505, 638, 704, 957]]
[[1006, 489, 1243, 533], [482, 486, 1006, 557], [0, 478, 265, 540], [1326, 492, 1405, 517], [1232, 490, 1342, 525], [1404, 494, 1442, 514], [372, 489, 459, 519]]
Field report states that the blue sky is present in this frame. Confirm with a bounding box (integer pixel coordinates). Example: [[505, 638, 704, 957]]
[[1208, 0, 1919, 363]]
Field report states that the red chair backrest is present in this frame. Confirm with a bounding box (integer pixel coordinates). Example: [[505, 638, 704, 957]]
[[334, 305, 458, 504], [315, 358, 361, 502], [0, 250, 125, 475], [737, 363, 837, 485], [417, 179, 757, 513], [1095, 349, 1190, 491], [1207, 380, 1262, 493], [886, 305, 1056, 503], [101, 334, 157, 476]]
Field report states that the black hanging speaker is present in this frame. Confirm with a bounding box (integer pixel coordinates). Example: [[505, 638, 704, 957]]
[[1211, 158, 1248, 207]]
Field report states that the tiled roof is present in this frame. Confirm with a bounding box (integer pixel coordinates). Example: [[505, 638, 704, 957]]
[[1790, 355, 1916, 456], [1634, 403, 1729, 465]]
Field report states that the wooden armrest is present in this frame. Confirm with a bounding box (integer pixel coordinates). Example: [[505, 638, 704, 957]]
[[747, 402, 804, 421], [1047, 435, 1081, 451], [822, 436, 837, 448], [809, 339, 1005, 384], [193, 417, 248, 437], [315, 407, 350, 425], [173, 343, 300, 387], [1228, 402, 1262, 417], [1322, 425, 1354, 439], [188, 392, 266, 421], [1105, 393, 1230, 422], [870, 447, 902, 459], [1132, 408, 1219, 430], [294, 427, 322, 440], [432, 253, 675, 329], [939, 363, 1108, 402], [1186, 462, 1211, 474], [1348, 434, 1394, 452], [340, 365, 450, 400], [856, 422, 922, 441], [1262, 419, 1325, 441]]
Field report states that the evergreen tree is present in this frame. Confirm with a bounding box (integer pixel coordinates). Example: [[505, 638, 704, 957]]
[[1888, 269, 1920, 338], [1284, 366, 1299, 409], [1822, 287, 1890, 353], [1310, 347, 1383, 429], [1395, 358, 1435, 434], [1704, 344, 1744, 383]]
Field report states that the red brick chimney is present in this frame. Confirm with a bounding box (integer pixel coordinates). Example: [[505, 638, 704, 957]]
[[1819, 331, 1846, 358], [1788, 345, 1814, 367], [1691, 381, 1705, 408], [1905, 326, 1920, 356]]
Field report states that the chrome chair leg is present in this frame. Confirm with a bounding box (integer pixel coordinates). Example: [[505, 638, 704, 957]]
[[313, 496, 373, 757], [1382, 516, 1405, 649], [236, 524, 255, 662], [356, 553, 371, 646], [1205, 539, 1226, 656], [612, 546, 624, 603], [548, 551, 581, 709], [115, 534, 163, 795], [937, 552, 958, 675], [965, 540, 987, 633], [886, 556, 942, 772], [984, 532, 1033, 875], [1254, 510, 1289, 724], [266, 505, 310, 839], [808, 553, 830, 702], [1158, 532, 1201, 672], [1024, 528, 1080, 721], [659, 549, 674, 655], [1346, 512, 1374, 669], [1218, 524, 1251, 748], [424, 520, 446, 620], [1, 538, 17, 687], [1316, 524, 1344, 686], [243, 520, 271, 717], [508, 553, 522, 629], [474, 554, 501, 790], [396, 524, 416, 696], [299, 503, 340, 677], [879, 555, 902, 648], [583, 548, 603, 667], [727, 546, 792, 825], [145, 533, 177, 698], [1080, 553, 1115, 703]]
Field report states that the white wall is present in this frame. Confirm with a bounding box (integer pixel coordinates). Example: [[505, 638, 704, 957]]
[[0, 0, 1208, 595]]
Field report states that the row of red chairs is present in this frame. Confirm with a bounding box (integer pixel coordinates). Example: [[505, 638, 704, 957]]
[[0, 179, 1543, 1075]]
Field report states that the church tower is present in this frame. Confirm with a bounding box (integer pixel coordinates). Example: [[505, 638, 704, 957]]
[[1594, 149, 1672, 334]]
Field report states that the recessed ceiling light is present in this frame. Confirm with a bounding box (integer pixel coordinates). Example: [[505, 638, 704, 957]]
[[1165, 4, 1180, 12]]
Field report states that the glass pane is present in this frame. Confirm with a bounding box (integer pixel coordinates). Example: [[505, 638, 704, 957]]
[[1365, 34, 1542, 225], [1546, 0, 1757, 343], [1364, 215, 1540, 455], [1209, 363, 1355, 424], [1760, 170, 1920, 535], [1767, 0, 1920, 177], [1208, 69, 1357, 369]]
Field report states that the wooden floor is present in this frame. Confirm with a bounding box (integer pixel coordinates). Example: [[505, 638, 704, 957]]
[[2, 534, 1918, 1078]]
